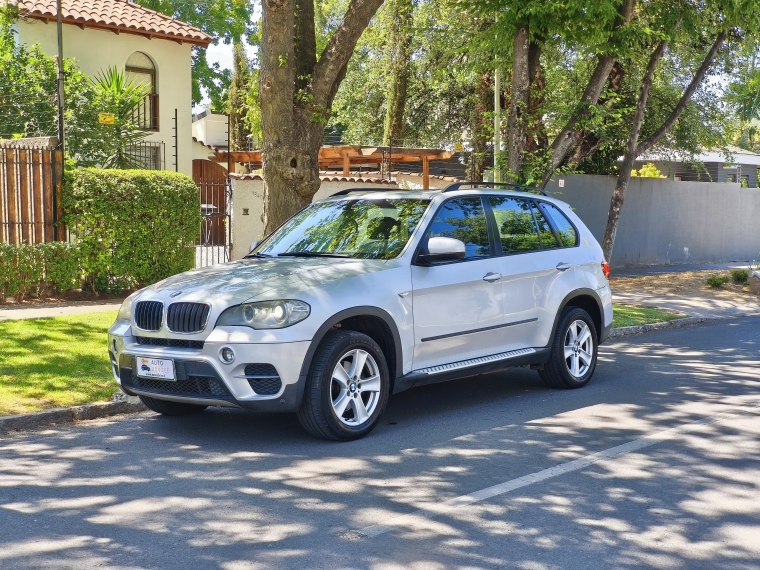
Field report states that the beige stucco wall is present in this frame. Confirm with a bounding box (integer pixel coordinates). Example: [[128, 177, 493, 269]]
[[17, 19, 194, 175], [230, 179, 399, 260]]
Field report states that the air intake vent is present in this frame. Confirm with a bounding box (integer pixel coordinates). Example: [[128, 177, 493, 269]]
[[134, 301, 163, 331], [167, 303, 211, 333], [135, 336, 204, 350], [243, 364, 282, 395]]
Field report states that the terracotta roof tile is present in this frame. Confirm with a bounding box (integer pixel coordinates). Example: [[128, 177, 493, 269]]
[[14, 0, 212, 46]]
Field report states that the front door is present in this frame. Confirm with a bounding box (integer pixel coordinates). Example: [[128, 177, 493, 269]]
[[411, 197, 505, 370]]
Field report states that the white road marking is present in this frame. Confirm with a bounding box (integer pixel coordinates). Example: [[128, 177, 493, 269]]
[[358, 402, 760, 538]]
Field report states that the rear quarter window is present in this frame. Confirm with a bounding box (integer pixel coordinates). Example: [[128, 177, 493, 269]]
[[541, 202, 578, 247]]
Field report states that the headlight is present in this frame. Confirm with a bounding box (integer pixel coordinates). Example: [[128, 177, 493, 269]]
[[116, 291, 141, 322], [216, 300, 311, 329]]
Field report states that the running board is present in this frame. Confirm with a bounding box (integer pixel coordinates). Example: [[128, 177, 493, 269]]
[[417, 348, 537, 376]]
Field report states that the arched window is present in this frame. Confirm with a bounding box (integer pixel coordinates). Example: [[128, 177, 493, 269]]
[[126, 52, 158, 130]]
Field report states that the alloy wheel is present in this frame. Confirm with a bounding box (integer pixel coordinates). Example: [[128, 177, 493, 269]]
[[330, 348, 381, 426], [564, 319, 594, 378]]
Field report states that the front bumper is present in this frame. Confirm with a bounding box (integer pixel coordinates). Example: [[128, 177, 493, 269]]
[[108, 323, 310, 413]]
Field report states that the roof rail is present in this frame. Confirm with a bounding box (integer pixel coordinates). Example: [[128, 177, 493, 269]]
[[330, 188, 374, 197], [441, 181, 547, 196]]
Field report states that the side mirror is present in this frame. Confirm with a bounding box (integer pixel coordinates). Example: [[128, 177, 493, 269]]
[[418, 237, 466, 264], [249, 240, 260, 252]]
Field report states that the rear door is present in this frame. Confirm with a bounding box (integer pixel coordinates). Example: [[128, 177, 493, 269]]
[[411, 197, 506, 370], [487, 196, 547, 350]]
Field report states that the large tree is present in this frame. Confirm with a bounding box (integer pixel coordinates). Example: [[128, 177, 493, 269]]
[[260, 0, 385, 233]]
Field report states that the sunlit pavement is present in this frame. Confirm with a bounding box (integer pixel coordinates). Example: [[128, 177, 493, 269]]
[[1, 318, 759, 570]]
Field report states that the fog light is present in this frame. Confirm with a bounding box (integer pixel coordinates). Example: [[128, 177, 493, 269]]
[[219, 346, 235, 364]]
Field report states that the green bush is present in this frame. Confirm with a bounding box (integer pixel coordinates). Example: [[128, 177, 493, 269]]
[[730, 269, 750, 285], [706, 274, 730, 288], [0, 242, 81, 302], [62, 169, 200, 293]]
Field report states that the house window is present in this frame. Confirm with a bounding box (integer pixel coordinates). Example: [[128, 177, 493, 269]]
[[674, 174, 684, 181], [726, 174, 735, 183], [126, 52, 158, 131]]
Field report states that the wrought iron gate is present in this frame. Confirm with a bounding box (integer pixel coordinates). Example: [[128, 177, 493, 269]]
[[192, 159, 230, 267]]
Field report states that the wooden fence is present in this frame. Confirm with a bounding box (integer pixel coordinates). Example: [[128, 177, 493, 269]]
[[0, 142, 64, 244]]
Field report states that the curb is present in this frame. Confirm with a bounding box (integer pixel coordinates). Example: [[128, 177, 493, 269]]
[[0, 393, 146, 434], [608, 312, 760, 338]]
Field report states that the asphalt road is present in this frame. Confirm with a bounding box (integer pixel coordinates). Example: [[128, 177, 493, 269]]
[[1, 318, 759, 570]]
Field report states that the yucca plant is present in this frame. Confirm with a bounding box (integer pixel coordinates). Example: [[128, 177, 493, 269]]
[[92, 67, 151, 169]]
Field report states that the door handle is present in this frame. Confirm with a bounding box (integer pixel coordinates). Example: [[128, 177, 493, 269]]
[[483, 272, 502, 283], [556, 262, 571, 271]]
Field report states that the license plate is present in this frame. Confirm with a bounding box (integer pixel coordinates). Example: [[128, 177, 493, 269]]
[[136, 357, 175, 381]]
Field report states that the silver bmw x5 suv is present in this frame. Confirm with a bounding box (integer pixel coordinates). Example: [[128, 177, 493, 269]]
[[109, 183, 613, 440]]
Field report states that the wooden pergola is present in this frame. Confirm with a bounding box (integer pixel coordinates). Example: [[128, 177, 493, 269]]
[[211, 145, 455, 190]]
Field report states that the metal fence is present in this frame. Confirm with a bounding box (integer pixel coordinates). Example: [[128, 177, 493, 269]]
[[126, 141, 165, 171]]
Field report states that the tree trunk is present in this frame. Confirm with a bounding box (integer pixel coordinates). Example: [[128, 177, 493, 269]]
[[470, 70, 492, 181], [601, 30, 726, 261], [538, 0, 636, 188], [506, 26, 542, 182], [260, 0, 385, 234], [382, 0, 413, 146], [600, 40, 668, 261], [563, 62, 624, 168]]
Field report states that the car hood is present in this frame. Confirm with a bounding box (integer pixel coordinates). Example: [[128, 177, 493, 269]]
[[135, 257, 390, 307]]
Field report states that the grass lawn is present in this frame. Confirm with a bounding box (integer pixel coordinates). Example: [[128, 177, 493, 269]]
[[612, 304, 686, 329], [0, 311, 118, 416]]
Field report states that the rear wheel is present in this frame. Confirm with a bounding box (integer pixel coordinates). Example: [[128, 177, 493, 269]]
[[297, 330, 390, 441], [138, 395, 208, 416], [539, 307, 598, 389]]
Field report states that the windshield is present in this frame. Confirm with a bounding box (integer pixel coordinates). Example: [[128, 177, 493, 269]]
[[253, 198, 431, 260]]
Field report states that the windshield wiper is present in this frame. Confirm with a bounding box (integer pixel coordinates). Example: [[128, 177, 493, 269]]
[[278, 251, 351, 258], [243, 252, 274, 259]]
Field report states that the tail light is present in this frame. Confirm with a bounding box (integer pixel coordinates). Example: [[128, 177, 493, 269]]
[[601, 261, 611, 279]]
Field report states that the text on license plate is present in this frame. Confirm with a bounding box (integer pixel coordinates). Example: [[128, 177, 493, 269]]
[[136, 357, 175, 380]]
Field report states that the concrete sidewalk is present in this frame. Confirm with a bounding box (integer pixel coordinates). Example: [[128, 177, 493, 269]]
[[0, 300, 123, 321], [613, 290, 760, 319]]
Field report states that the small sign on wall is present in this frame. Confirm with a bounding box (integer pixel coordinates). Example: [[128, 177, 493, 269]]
[[558, 179, 565, 188], [99, 113, 115, 125]]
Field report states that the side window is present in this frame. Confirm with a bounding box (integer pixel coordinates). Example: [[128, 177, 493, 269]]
[[488, 197, 541, 253], [532, 202, 560, 249], [425, 197, 490, 259], [540, 202, 578, 247]]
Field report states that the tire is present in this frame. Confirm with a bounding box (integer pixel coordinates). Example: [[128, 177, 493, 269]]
[[297, 330, 390, 441], [139, 395, 208, 416], [539, 307, 598, 389]]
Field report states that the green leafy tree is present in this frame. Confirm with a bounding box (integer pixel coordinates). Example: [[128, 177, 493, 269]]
[[227, 42, 252, 151], [134, 0, 257, 106]]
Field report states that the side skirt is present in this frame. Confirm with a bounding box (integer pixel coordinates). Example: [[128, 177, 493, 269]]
[[393, 346, 551, 394]]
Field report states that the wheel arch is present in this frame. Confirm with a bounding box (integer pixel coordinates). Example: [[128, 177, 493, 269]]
[[550, 289, 604, 344], [298, 306, 404, 391]]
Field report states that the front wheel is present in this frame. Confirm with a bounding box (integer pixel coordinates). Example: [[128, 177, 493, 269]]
[[539, 307, 598, 389], [139, 395, 208, 416], [297, 330, 390, 441]]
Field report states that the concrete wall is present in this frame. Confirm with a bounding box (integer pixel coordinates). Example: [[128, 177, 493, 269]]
[[18, 20, 194, 175], [544, 174, 760, 267], [229, 178, 398, 260]]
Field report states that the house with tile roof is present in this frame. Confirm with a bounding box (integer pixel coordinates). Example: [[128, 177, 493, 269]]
[[9, 0, 211, 175]]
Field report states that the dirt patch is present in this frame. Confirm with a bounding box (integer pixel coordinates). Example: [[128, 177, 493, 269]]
[[611, 269, 756, 303]]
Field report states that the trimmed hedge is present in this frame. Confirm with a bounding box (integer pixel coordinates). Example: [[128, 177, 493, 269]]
[[62, 169, 201, 293], [0, 242, 82, 302]]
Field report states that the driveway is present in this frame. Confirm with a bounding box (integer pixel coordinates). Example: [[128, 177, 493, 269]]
[[1, 317, 759, 569]]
